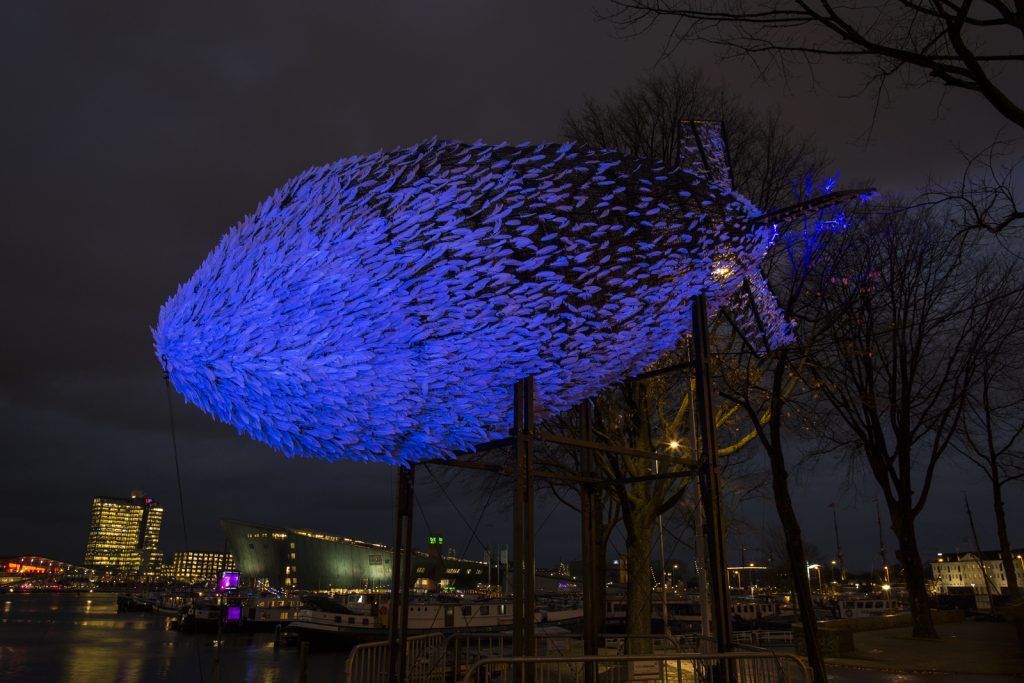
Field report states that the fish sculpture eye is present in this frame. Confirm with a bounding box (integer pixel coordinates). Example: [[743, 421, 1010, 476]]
[[154, 137, 794, 465]]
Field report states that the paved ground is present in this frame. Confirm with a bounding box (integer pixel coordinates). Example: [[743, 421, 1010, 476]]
[[826, 670, 1022, 682], [825, 619, 1023, 678]]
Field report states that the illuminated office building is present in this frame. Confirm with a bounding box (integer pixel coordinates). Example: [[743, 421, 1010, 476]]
[[168, 551, 237, 584], [84, 492, 163, 575]]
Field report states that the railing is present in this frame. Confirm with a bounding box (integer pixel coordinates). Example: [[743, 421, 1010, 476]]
[[348, 631, 798, 683], [443, 632, 692, 682], [459, 652, 810, 683], [346, 632, 446, 683], [732, 631, 794, 648]]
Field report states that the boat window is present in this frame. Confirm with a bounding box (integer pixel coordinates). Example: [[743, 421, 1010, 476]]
[[479, 606, 489, 616], [363, 618, 369, 625], [335, 616, 341, 623], [498, 604, 507, 615], [348, 617, 355, 624], [462, 606, 472, 616]]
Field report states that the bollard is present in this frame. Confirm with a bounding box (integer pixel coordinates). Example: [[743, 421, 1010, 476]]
[[214, 616, 223, 683], [298, 640, 309, 683]]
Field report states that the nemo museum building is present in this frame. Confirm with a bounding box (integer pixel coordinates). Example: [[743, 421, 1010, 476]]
[[221, 520, 487, 591]]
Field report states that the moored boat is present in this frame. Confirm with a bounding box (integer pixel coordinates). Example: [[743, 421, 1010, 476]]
[[284, 594, 581, 646]]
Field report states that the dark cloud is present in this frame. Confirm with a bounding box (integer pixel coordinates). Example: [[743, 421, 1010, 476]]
[[1, 0, 1019, 570]]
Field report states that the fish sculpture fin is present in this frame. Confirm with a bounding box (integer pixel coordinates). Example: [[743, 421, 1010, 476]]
[[723, 271, 795, 355], [677, 119, 734, 191], [758, 188, 876, 226]]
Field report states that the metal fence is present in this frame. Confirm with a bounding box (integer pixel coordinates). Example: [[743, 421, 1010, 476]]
[[459, 652, 809, 683], [345, 632, 446, 683], [347, 631, 800, 683], [732, 631, 794, 648], [442, 632, 692, 682]]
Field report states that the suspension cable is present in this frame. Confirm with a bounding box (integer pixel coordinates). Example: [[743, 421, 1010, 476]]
[[161, 363, 205, 683]]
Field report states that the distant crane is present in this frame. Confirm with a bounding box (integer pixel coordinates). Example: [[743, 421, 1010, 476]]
[[830, 503, 847, 582], [876, 500, 890, 584], [964, 492, 996, 610]]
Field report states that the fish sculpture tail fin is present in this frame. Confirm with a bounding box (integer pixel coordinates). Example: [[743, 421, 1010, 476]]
[[723, 272, 795, 355], [758, 188, 876, 226], [678, 119, 734, 191]]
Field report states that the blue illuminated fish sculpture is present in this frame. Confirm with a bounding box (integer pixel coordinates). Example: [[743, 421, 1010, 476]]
[[155, 124, 852, 464]]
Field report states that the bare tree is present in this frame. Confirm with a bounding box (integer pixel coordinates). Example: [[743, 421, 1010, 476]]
[[562, 63, 831, 660], [564, 64, 829, 210], [573, 368, 758, 645], [716, 186, 854, 682], [603, 1, 1024, 132], [952, 258, 1024, 648], [925, 136, 1024, 235], [805, 204, 1000, 638]]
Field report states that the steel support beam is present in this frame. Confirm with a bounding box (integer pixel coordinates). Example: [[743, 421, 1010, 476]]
[[387, 464, 415, 683], [692, 294, 733, 677], [532, 432, 686, 465], [579, 401, 599, 683], [628, 359, 696, 382], [512, 377, 537, 681]]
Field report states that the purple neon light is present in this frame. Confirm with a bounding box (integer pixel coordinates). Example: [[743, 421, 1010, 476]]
[[218, 571, 240, 591]]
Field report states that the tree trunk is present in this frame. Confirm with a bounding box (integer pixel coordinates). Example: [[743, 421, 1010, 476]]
[[765, 443, 828, 683], [992, 472, 1020, 598], [891, 502, 938, 638], [991, 472, 1024, 655], [590, 515, 610, 634], [624, 509, 654, 653]]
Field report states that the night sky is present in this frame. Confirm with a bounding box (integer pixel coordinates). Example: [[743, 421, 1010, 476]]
[[2, 1, 1020, 573]]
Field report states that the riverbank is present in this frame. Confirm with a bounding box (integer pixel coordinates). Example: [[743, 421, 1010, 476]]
[[0, 592, 349, 682], [825, 619, 1023, 676]]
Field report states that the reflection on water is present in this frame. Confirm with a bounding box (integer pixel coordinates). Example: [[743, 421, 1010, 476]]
[[0, 593, 349, 682]]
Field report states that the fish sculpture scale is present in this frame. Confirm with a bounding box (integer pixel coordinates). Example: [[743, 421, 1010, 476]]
[[155, 136, 790, 464]]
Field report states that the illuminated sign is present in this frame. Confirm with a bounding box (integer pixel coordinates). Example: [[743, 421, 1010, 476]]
[[218, 571, 240, 592]]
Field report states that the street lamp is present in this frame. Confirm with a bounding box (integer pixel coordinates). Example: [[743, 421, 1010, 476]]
[[807, 564, 823, 593]]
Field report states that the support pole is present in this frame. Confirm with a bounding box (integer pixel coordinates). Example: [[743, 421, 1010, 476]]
[[657, 462, 671, 637], [387, 464, 415, 683], [692, 294, 733, 661], [512, 377, 536, 680], [579, 400, 599, 683]]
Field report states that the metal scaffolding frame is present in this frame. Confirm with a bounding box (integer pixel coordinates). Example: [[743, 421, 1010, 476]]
[[385, 293, 735, 683]]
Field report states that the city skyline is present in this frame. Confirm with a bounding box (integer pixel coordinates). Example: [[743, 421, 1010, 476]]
[[3, 484, 1009, 578], [1, 0, 1021, 572]]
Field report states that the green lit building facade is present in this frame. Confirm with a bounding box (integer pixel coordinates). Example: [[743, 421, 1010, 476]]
[[221, 519, 487, 591]]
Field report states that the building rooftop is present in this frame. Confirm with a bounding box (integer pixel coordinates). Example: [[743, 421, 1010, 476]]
[[934, 550, 1024, 562]]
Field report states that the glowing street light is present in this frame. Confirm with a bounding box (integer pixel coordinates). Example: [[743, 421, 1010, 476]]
[[807, 563, 823, 592]]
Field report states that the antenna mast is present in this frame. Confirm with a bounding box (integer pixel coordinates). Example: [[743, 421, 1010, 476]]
[[831, 503, 847, 582], [876, 501, 890, 584]]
